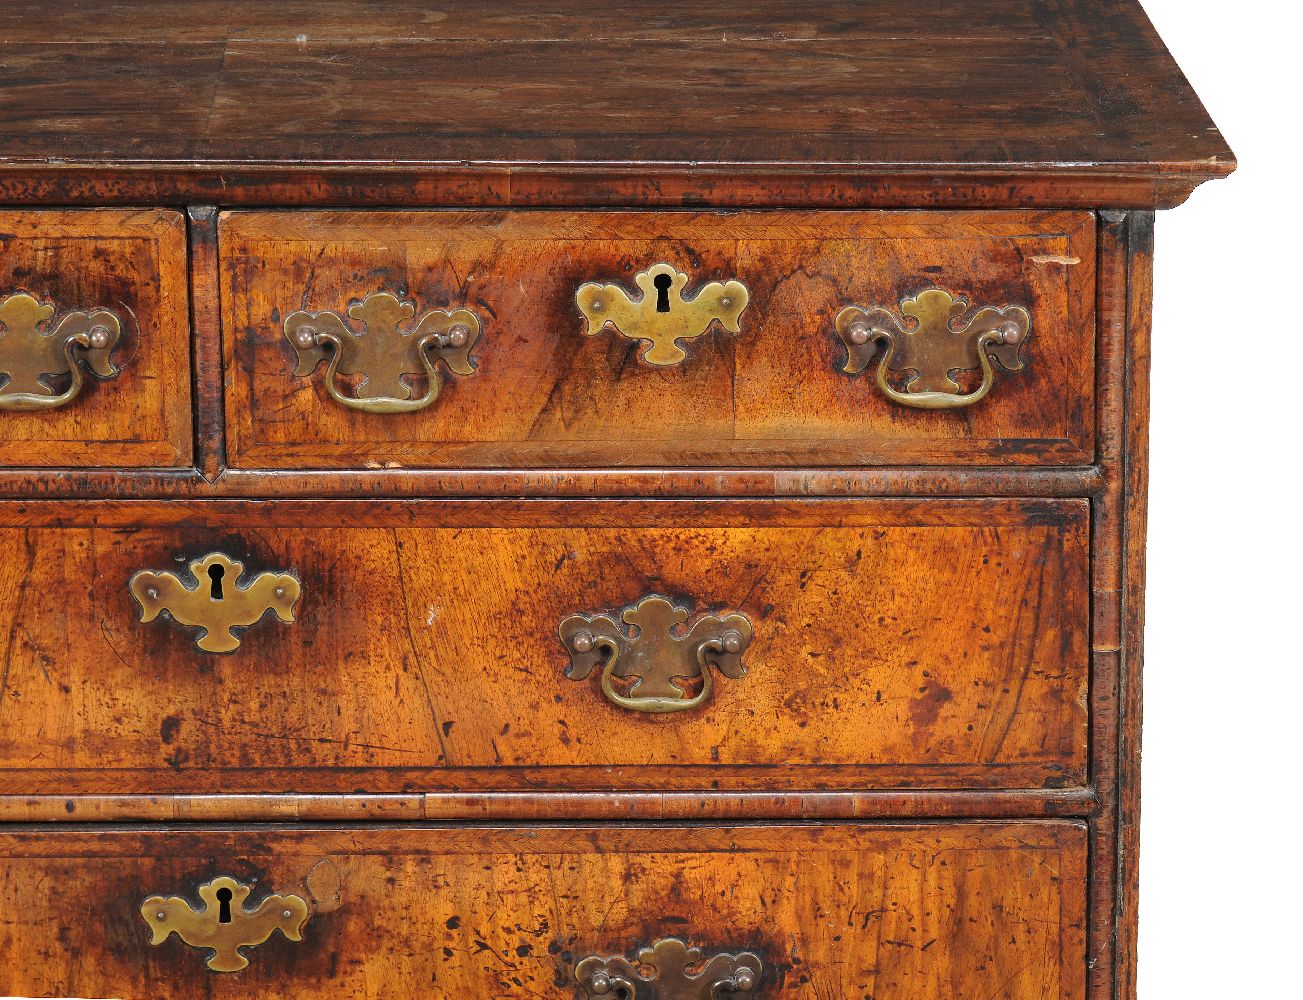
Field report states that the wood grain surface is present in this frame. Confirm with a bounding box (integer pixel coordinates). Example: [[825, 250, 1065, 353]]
[[0, 498, 1088, 796], [221, 209, 1096, 469], [0, 465, 1105, 500], [0, 821, 1087, 999], [0, 209, 192, 467], [0, 1, 1233, 209]]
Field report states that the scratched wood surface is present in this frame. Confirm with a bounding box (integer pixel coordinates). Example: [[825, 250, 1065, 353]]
[[0, 822, 1087, 999], [0, 498, 1088, 795], [0, 0, 1232, 211], [0, 209, 193, 467], [221, 209, 1096, 469], [1117, 213, 1157, 1000]]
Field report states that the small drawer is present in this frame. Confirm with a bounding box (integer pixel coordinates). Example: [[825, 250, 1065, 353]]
[[0, 821, 1087, 998], [0, 209, 192, 467], [220, 209, 1096, 471], [0, 498, 1089, 797]]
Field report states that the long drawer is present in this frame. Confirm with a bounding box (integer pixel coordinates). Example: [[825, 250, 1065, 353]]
[[220, 209, 1096, 470], [0, 821, 1087, 999], [0, 499, 1089, 797]]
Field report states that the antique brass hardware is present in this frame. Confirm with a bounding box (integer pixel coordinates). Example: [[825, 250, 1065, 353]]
[[283, 291, 481, 413], [576, 262, 749, 366], [141, 875, 309, 973], [560, 595, 753, 713], [834, 288, 1030, 409], [575, 938, 764, 999], [129, 552, 300, 653], [0, 292, 123, 411]]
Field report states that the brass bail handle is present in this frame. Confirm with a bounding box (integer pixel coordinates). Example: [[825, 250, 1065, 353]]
[[0, 292, 124, 411], [559, 595, 754, 713], [283, 291, 481, 413], [575, 938, 764, 999], [834, 288, 1031, 409]]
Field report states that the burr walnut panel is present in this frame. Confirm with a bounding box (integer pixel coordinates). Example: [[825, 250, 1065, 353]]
[[0, 209, 192, 467], [0, 822, 1087, 1000], [0, 499, 1088, 796], [220, 209, 1096, 469]]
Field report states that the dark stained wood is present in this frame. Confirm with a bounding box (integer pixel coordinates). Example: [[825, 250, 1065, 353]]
[[1087, 212, 1130, 1000], [0, 209, 192, 467], [0, 1, 1234, 209], [1117, 210, 1156, 1000], [0, 0, 1177, 43], [0, 498, 1089, 796], [0, 164, 1225, 210], [0, 822, 1088, 1000], [222, 210, 1096, 470], [188, 205, 226, 483]]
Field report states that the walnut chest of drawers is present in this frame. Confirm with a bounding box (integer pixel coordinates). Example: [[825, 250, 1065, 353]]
[[0, 2, 1232, 998]]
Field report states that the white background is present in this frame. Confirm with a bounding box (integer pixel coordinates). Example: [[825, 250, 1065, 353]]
[[1138, 1, 1298, 995]]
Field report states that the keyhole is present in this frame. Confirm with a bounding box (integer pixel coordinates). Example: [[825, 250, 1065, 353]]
[[215, 886, 233, 923], [653, 272, 672, 313], [208, 563, 225, 600]]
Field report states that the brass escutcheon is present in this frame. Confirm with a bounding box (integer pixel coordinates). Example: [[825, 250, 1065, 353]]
[[576, 262, 749, 366], [834, 287, 1031, 409], [0, 292, 123, 411], [559, 595, 753, 714], [283, 291, 481, 413], [141, 875, 309, 973], [129, 552, 301, 653], [575, 938, 764, 999]]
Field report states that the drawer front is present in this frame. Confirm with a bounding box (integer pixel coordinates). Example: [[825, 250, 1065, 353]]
[[0, 499, 1088, 795], [0, 822, 1087, 999], [0, 209, 192, 467], [221, 210, 1095, 470]]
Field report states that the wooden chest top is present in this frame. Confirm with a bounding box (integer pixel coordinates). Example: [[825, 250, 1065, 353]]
[[0, 0, 1233, 207]]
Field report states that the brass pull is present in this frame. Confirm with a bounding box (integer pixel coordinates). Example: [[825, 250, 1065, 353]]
[[141, 875, 309, 973], [575, 938, 764, 999], [0, 292, 122, 411], [560, 595, 753, 714], [577, 262, 749, 366], [129, 552, 301, 654], [834, 288, 1030, 409], [284, 291, 481, 413]]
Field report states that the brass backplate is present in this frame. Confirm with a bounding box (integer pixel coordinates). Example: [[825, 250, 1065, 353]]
[[577, 262, 749, 366], [129, 552, 301, 653], [141, 875, 309, 973], [560, 595, 753, 713], [575, 938, 764, 999], [283, 291, 480, 413], [0, 292, 123, 411], [835, 287, 1030, 409]]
